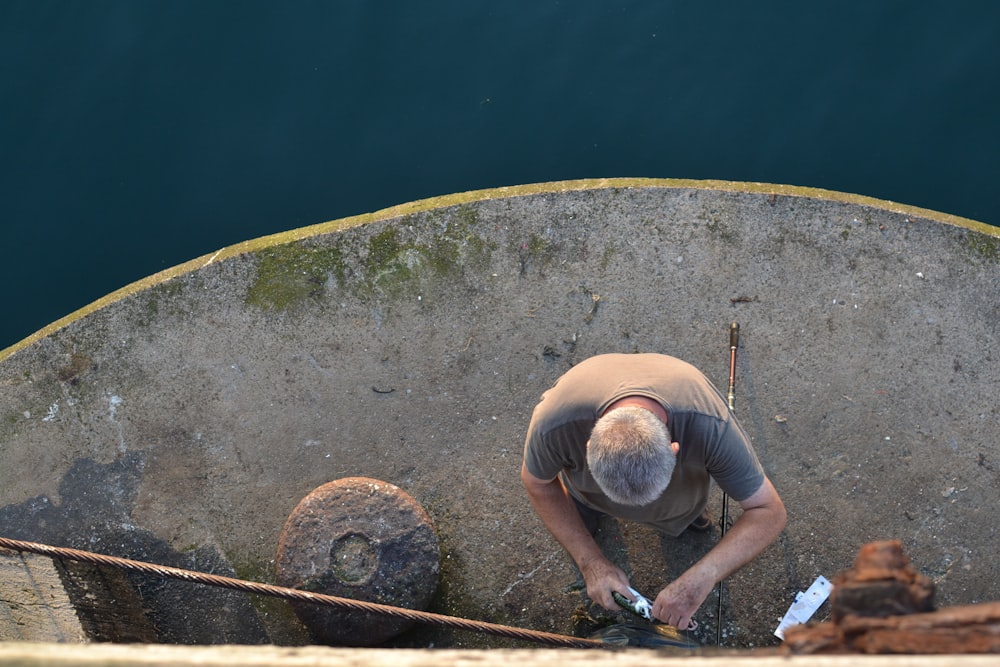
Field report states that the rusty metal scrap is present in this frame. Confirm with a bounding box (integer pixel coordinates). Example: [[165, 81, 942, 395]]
[[784, 540, 1000, 654]]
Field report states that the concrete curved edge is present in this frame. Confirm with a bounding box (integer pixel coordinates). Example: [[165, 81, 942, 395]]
[[3, 177, 995, 363]]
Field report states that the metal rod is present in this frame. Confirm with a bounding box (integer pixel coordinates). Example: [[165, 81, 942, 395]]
[[0, 536, 604, 649], [717, 321, 740, 647], [727, 321, 740, 412]]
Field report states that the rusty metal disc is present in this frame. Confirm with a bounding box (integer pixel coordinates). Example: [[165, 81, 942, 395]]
[[274, 477, 440, 645]]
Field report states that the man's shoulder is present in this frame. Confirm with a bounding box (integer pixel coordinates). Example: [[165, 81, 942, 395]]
[[567, 352, 687, 373], [578, 352, 678, 363]]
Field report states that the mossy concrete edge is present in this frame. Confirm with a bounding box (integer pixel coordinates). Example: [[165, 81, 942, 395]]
[[3, 177, 995, 363]]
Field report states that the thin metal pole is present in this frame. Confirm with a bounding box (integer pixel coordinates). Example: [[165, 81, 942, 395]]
[[727, 322, 740, 413], [717, 322, 739, 647]]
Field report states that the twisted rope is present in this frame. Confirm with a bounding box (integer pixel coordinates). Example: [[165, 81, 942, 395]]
[[0, 536, 602, 648]]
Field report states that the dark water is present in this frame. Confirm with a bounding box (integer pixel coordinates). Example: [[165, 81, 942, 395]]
[[2, 1, 998, 350]]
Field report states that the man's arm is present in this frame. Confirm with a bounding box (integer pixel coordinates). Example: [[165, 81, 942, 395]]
[[520, 462, 631, 610], [651, 476, 787, 630]]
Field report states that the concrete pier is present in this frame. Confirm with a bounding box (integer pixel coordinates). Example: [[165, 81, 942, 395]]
[[0, 179, 997, 650]]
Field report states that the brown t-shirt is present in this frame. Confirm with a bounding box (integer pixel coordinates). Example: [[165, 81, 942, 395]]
[[523, 353, 765, 536]]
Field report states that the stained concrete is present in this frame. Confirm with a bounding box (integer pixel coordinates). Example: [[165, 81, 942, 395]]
[[0, 179, 997, 649]]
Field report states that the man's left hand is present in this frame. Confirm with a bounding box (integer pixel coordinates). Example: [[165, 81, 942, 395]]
[[650, 569, 715, 630], [651, 477, 787, 630]]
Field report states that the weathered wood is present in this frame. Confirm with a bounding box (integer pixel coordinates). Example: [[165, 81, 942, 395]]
[[0, 551, 85, 642], [784, 541, 1000, 654], [830, 541, 934, 622], [52, 559, 158, 643], [785, 602, 1000, 654], [843, 603, 1000, 654], [4, 643, 1000, 667]]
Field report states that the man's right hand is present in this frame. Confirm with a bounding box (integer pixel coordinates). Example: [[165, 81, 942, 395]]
[[580, 556, 633, 611], [521, 463, 638, 611]]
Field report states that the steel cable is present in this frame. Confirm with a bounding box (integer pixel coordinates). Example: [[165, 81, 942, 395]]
[[0, 536, 603, 648]]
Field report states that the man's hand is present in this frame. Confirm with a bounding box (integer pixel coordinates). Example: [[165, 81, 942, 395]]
[[521, 463, 637, 611], [652, 477, 786, 629], [651, 568, 715, 630], [579, 556, 632, 611]]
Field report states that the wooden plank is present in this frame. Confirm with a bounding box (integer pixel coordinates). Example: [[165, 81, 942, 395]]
[[0, 551, 85, 642], [1, 644, 1000, 667]]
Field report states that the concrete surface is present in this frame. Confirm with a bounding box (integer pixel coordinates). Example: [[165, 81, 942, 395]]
[[0, 179, 997, 649]]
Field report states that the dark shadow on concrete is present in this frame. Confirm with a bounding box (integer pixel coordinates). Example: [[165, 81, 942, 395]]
[[0, 454, 269, 644]]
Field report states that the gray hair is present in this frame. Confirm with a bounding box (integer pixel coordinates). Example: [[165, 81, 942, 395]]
[[587, 406, 675, 506]]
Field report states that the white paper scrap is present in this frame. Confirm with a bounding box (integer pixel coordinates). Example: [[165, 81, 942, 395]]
[[774, 575, 832, 640]]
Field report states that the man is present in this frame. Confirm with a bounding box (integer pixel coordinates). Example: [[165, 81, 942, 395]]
[[521, 353, 786, 631]]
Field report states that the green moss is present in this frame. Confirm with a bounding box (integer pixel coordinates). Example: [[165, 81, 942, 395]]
[[363, 207, 493, 296], [965, 233, 1000, 263], [246, 243, 346, 311], [526, 233, 551, 257], [427, 207, 493, 275], [367, 228, 404, 268], [599, 245, 616, 270], [702, 209, 737, 242], [246, 207, 495, 310], [228, 557, 310, 641], [2, 412, 19, 441], [230, 557, 273, 588], [132, 278, 191, 328], [365, 228, 417, 295]]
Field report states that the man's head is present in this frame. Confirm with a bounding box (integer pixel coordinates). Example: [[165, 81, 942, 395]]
[[587, 406, 675, 506]]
